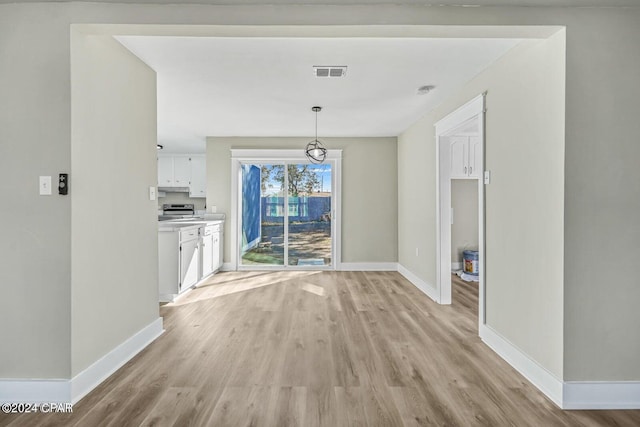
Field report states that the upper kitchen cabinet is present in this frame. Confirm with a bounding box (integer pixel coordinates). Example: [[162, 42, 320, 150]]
[[189, 155, 206, 198], [449, 136, 480, 179], [157, 156, 174, 186], [157, 154, 207, 198], [173, 156, 191, 187]]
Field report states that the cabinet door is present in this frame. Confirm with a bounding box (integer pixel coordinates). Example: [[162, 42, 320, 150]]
[[173, 156, 191, 187], [212, 231, 221, 271], [449, 136, 469, 178], [189, 156, 207, 198], [201, 232, 214, 277], [468, 136, 481, 178], [158, 156, 174, 186], [180, 239, 199, 291]]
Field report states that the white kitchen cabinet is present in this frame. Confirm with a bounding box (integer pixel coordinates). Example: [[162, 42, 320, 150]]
[[159, 220, 224, 302], [157, 156, 174, 186], [200, 225, 214, 278], [172, 156, 191, 187], [449, 136, 480, 179], [189, 155, 206, 198], [212, 226, 222, 272], [180, 228, 200, 291], [158, 224, 201, 302], [157, 154, 206, 197]]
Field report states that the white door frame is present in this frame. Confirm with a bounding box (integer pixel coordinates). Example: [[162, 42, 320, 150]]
[[435, 94, 486, 327], [230, 149, 342, 271]]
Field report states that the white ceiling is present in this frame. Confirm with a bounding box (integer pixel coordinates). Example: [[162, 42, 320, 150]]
[[116, 36, 521, 152]]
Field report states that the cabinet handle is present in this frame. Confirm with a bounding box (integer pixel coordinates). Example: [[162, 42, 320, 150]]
[[469, 166, 472, 174], [464, 166, 467, 174]]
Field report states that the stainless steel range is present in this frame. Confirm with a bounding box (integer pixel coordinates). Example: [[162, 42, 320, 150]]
[[158, 203, 196, 221]]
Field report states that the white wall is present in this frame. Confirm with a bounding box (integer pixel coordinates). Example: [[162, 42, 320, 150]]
[[207, 137, 398, 264], [562, 9, 640, 381], [0, 4, 72, 379], [398, 32, 566, 378], [70, 31, 160, 376], [451, 180, 479, 264]]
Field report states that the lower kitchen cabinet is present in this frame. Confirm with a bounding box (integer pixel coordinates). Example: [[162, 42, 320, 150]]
[[200, 223, 223, 278], [158, 225, 201, 303], [158, 221, 224, 303], [201, 226, 214, 277]]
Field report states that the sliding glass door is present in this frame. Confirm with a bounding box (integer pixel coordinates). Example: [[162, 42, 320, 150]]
[[239, 161, 333, 269]]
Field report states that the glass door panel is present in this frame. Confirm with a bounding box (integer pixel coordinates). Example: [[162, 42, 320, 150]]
[[240, 164, 285, 266], [287, 164, 332, 267]]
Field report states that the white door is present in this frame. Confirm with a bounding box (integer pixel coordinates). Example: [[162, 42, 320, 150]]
[[180, 238, 199, 291], [468, 136, 481, 178], [201, 230, 214, 277], [212, 231, 221, 271], [173, 156, 191, 187]]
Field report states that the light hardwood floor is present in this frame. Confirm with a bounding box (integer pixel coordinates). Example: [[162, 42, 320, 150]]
[[2, 271, 640, 426]]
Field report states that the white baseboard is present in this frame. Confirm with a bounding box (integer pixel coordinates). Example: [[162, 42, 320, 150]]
[[71, 317, 164, 404], [339, 262, 398, 271], [0, 318, 164, 404], [221, 262, 234, 272], [451, 262, 462, 270], [479, 324, 564, 408], [396, 263, 439, 303], [563, 381, 640, 409]]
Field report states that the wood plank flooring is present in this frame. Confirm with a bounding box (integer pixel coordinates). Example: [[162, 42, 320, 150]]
[[2, 271, 640, 426]]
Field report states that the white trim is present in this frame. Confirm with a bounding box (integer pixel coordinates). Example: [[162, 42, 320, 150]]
[[397, 263, 439, 303], [70, 318, 164, 404], [333, 156, 342, 271], [451, 262, 462, 270], [434, 94, 485, 321], [479, 324, 563, 408], [339, 262, 397, 271], [0, 318, 163, 404], [477, 94, 487, 327], [221, 262, 234, 272], [435, 95, 485, 136], [563, 382, 640, 410]]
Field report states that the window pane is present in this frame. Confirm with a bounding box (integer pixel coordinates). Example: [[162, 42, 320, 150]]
[[287, 164, 332, 266], [241, 164, 285, 266]]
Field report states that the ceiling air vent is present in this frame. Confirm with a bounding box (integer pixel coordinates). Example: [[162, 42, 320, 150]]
[[313, 66, 347, 78]]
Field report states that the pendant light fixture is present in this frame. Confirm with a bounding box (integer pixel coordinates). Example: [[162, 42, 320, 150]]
[[305, 106, 328, 164]]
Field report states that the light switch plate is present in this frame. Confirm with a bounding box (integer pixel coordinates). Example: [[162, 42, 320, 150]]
[[149, 186, 156, 201], [39, 176, 52, 195]]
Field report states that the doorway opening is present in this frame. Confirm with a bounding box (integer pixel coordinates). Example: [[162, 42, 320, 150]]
[[231, 149, 342, 271], [436, 94, 485, 328]]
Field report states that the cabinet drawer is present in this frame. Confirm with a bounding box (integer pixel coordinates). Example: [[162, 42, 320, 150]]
[[179, 228, 199, 241]]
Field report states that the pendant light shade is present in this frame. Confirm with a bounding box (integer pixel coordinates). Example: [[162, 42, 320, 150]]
[[305, 106, 327, 164]]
